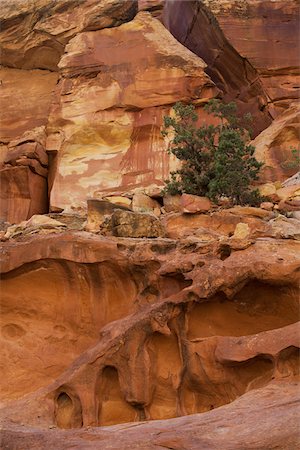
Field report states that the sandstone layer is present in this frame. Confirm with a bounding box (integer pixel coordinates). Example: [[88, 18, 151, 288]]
[[253, 102, 300, 183], [47, 12, 217, 212], [1, 1, 300, 448], [1, 223, 299, 426], [163, 0, 273, 135], [202, 0, 300, 117], [164, 0, 300, 119], [2, 382, 299, 449]]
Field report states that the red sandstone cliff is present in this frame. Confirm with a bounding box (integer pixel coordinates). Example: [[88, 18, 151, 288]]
[[0, 1, 299, 448]]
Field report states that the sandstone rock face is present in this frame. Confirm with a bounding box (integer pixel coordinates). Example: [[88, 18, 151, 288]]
[[202, 0, 300, 117], [1, 2, 217, 218], [0, 0, 138, 71], [0, 232, 299, 432], [111, 210, 165, 238], [253, 103, 300, 183], [0, 166, 48, 224], [1, 2, 300, 448], [2, 383, 299, 449], [180, 194, 212, 213], [47, 12, 217, 211], [163, 0, 272, 135], [0, 67, 57, 222]]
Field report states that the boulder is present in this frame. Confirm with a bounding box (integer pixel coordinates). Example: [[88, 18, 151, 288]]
[[227, 206, 273, 220], [181, 194, 212, 213], [232, 223, 250, 240], [132, 193, 161, 216], [111, 210, 165, 238], [86, 199, 131, 232], [163, 195, 182, 213], [269, 217, 300, 240], [104, 196, 132, 208], [4, 215, 66, 239], [258, 183, 277, 198], [260, 202, 274, 211]]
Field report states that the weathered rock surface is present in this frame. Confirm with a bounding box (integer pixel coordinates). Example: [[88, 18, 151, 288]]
[[253, 103, 300, 183], [202, 0, 300, 117], [0, 231, 299, 416], [2, 382, 299, 449], [47, 12, 217, 211], [0, 166, 48, 224], [1, 2, 300, 448], [163, 0, 272, 135], [0, 0, 138, 71], [180, 194, 212, 213], [111, 209, 165, 238]]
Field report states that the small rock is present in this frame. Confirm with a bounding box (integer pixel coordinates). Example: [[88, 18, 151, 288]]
[[163, 194, 182, 213], [233, 223, 250, 240], [181, 194, 211, 213], [132, 193, 161, 215], [258, 182, 277, 197], [260, 202, 274, 211], [104, 196, 132, 208], [111, 210, 165, 238]]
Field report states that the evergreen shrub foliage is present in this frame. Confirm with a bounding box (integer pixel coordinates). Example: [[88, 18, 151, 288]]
[[162, 100, 264, 206]]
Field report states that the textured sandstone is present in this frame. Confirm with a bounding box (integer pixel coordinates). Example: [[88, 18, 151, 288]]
[[2, 383, 299, 449], [163, 0, 272, 135], [132, 193, 161, 215], [0, 0, 138, 71], [111, 209, 165, 238], [86, 198, 131, 232], [1, 2, 299, 448], [202, 0, 300, 117], [0, 166, 48, 224], [0, 233, 299, 410], [180, 194, 212, 213], [47, 12, 217, 211], [253, 103, 300, 183]]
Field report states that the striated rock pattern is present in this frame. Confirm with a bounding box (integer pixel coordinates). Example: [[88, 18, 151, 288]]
[[0, 2, 219, 217], [1, 1, 300, 448], [202, 0, 300, 117], [47, 12, 217, 212], [164, 0, 299, 120], [163, 0, 273, 135]]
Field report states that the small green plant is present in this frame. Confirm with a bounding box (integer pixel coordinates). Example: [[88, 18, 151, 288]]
[[162, 100, 264, 206]]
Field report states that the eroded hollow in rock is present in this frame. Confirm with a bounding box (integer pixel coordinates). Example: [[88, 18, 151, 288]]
[[55, 391, 83, 429], [97, 366, 141, 426], [181, 354, 274, 415], [187, 280, 299, 339], [0, 259, 138, 400], [147, 332, 182, 420]]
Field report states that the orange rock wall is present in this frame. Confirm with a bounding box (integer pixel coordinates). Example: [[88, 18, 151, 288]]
[[1, 234, 299, 426], [3, 0, 296, 218]]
